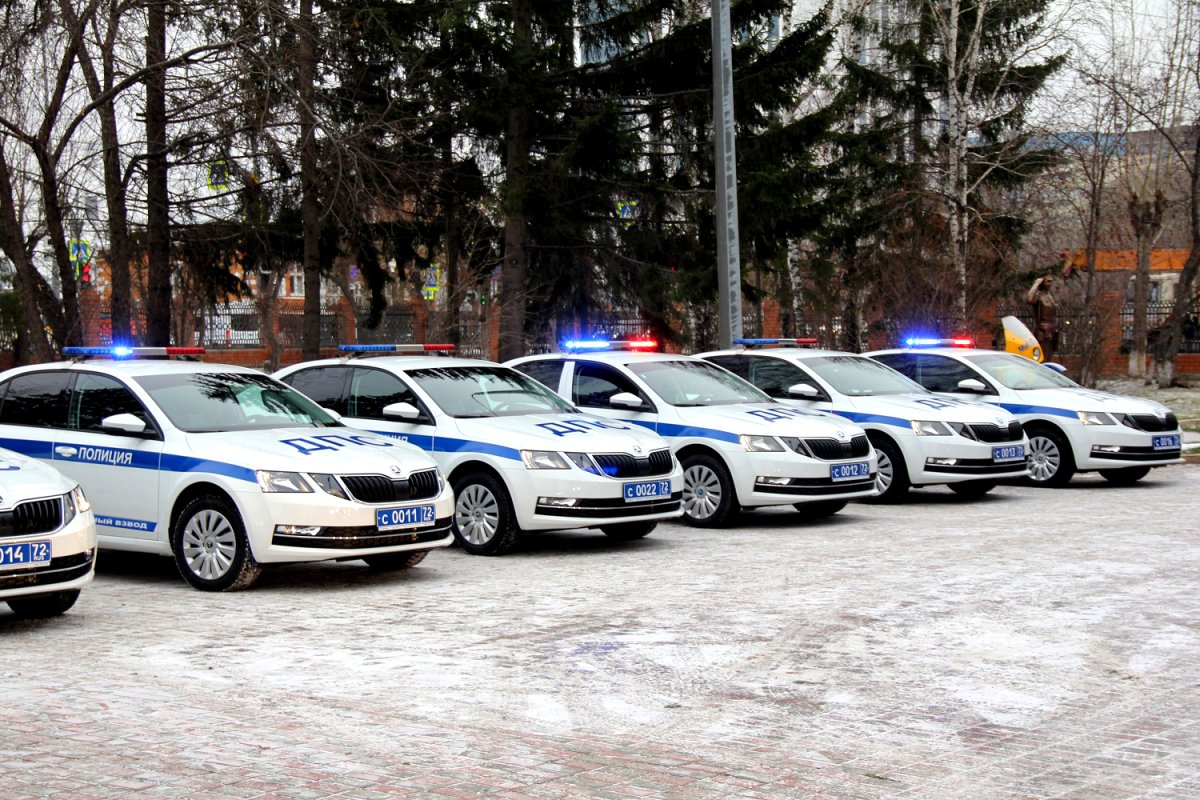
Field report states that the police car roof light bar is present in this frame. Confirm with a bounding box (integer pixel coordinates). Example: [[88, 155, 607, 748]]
[[904, 337, 974, 348], [62, 346, 206, 360], [562, 339, 659, 352], [338, 343, 456, 356], [734, 337, 819, 348]]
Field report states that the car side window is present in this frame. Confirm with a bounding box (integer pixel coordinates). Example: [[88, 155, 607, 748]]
[[872, 354, 916, 380], [70, 373, 157, 435], [748, 357, 822, 400], [0, 372, 71, 428], [703, 355, 749, 380], [514, 359, 566, 392], [348, 367, 427, 421], [912, 355, 987, 393], [283, 367, 349, 415], [572, 363, 644, 409]]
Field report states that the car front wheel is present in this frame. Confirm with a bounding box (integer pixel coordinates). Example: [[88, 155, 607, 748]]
[[868, 437, 910, 502], [1100, 466, 1151, 485], [600, 521, 657, 541], [453, 473, 520, 555], [1026, 427, 1075, 487], [680, 453, 736, 527], [6, 590, 80, 619], [172, 495, 262, 591]]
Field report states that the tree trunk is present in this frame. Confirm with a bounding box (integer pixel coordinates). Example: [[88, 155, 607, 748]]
[[497, 0, 531, 362], [299, 0, 321, 358], [145, 0, 171, 346], [0, 153, 55, 362], [1155, 123, 1200, 388], [1127, 192, 1166, 378]]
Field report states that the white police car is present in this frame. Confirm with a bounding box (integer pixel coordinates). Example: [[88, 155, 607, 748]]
[[868, 341, 1185, 486], [273, 345, 683, 555], [0, 448, 96, 618], [697, 339, 1030, 501], [0, 347, 454, 591], [507, 341, 878, 526]]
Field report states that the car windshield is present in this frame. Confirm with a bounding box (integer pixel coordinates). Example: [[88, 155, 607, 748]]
[[963, 353, 1078, 390], [799, 355, 926, 396], [136, 372, 340, 432], [407, 366, 576, 418], [629, 360, 771, 406]]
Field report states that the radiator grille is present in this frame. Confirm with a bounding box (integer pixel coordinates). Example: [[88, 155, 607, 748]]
[[592, 449, 673, 478], [799, 434, 870, 461], [340, 469, 440, 503], [1123, 412, 1178, 432], [0, 498, 64, 539], [967, 421, 1024, 443]]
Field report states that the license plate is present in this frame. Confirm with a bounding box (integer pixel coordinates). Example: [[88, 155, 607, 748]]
[[1153, 434, 1180, 450], [624, 480, 671, 502], [0, 541, 51, 571], [830, 461, 871, 482], [376, 504, 437, 531], [992, 445, 1025, 462]]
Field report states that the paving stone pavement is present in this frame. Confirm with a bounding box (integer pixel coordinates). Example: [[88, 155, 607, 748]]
[[3, 465, 1199, 799]]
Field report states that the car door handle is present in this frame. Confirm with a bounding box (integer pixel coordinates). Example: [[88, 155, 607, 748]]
[[54, 446, 78, 458]]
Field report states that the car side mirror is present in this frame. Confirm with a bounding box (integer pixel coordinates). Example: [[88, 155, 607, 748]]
[[956, 378, 989, 393], [786, 383, 820, 399], [609, 392, 645, 410], [382, 402, 422, 420], [1044, 362, 1067, 374], [321, 407, 343, 421], [101, 413, 148, 435]]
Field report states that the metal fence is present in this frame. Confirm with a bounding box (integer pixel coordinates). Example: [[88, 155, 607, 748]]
[[1120, 302, 1200, 354]]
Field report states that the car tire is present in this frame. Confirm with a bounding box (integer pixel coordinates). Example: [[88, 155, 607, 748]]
[[1100, 466, 1151, 485], [600, 521, 657, 541], [1026, 426, 1075, 487], [172, 494, 262, 591], [867, 436, 910, 502], [680, 453, 736, 527], [452, 472, 521, 556], [362, 549, 431, 570], [6, 590, 80, 619], [948, 480, 997, 499], [792, 499, 847, 518]]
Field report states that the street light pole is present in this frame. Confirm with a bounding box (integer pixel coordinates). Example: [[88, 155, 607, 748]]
[[712, 0, 742, 348]]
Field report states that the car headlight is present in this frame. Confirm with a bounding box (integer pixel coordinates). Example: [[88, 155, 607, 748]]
[[910, 420, 953, 436], [740, 434, 785, 452], [309, 473, 349, 499], [564, 452, 604, 475], [62, 484, 91, 524], [255, 470, 313, 493], [1077, 410, 1116, 425], [521, 450, 571, 469]]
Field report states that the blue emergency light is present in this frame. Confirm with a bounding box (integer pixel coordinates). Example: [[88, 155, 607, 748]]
[[561, 339, 658, 352], [338, 343, 456, 354], [62, 346, 206, 359], [734, 338, 819, 347], [903, 337, 974, 348]]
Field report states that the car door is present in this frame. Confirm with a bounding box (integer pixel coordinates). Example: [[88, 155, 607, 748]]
[[344, 366, 437, 450], [0, 370, 71, 464], [59, 372, 164, 541], [568, 361, 659, 430], [281, 366, 349, 416]]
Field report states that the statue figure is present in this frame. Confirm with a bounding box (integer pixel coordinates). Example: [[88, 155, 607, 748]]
[[1026, 273, 1058, 363]]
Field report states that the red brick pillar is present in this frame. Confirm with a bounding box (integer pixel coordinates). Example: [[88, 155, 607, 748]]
[[1099, 289, 1125, 374], [79, 287, 102, 346], [337, 296, 357, 345], [762, 298, 782, 339], [410, 295, 427, 344]]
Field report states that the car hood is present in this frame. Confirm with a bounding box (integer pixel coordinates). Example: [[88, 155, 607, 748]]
[[1002, 387, 1175, 419], [838, 393, 1018, 425], [182, 426, 439, 479], [0, 447, 75, 504], [444, 413, 672, 455], [666, 403, 867, 439]]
